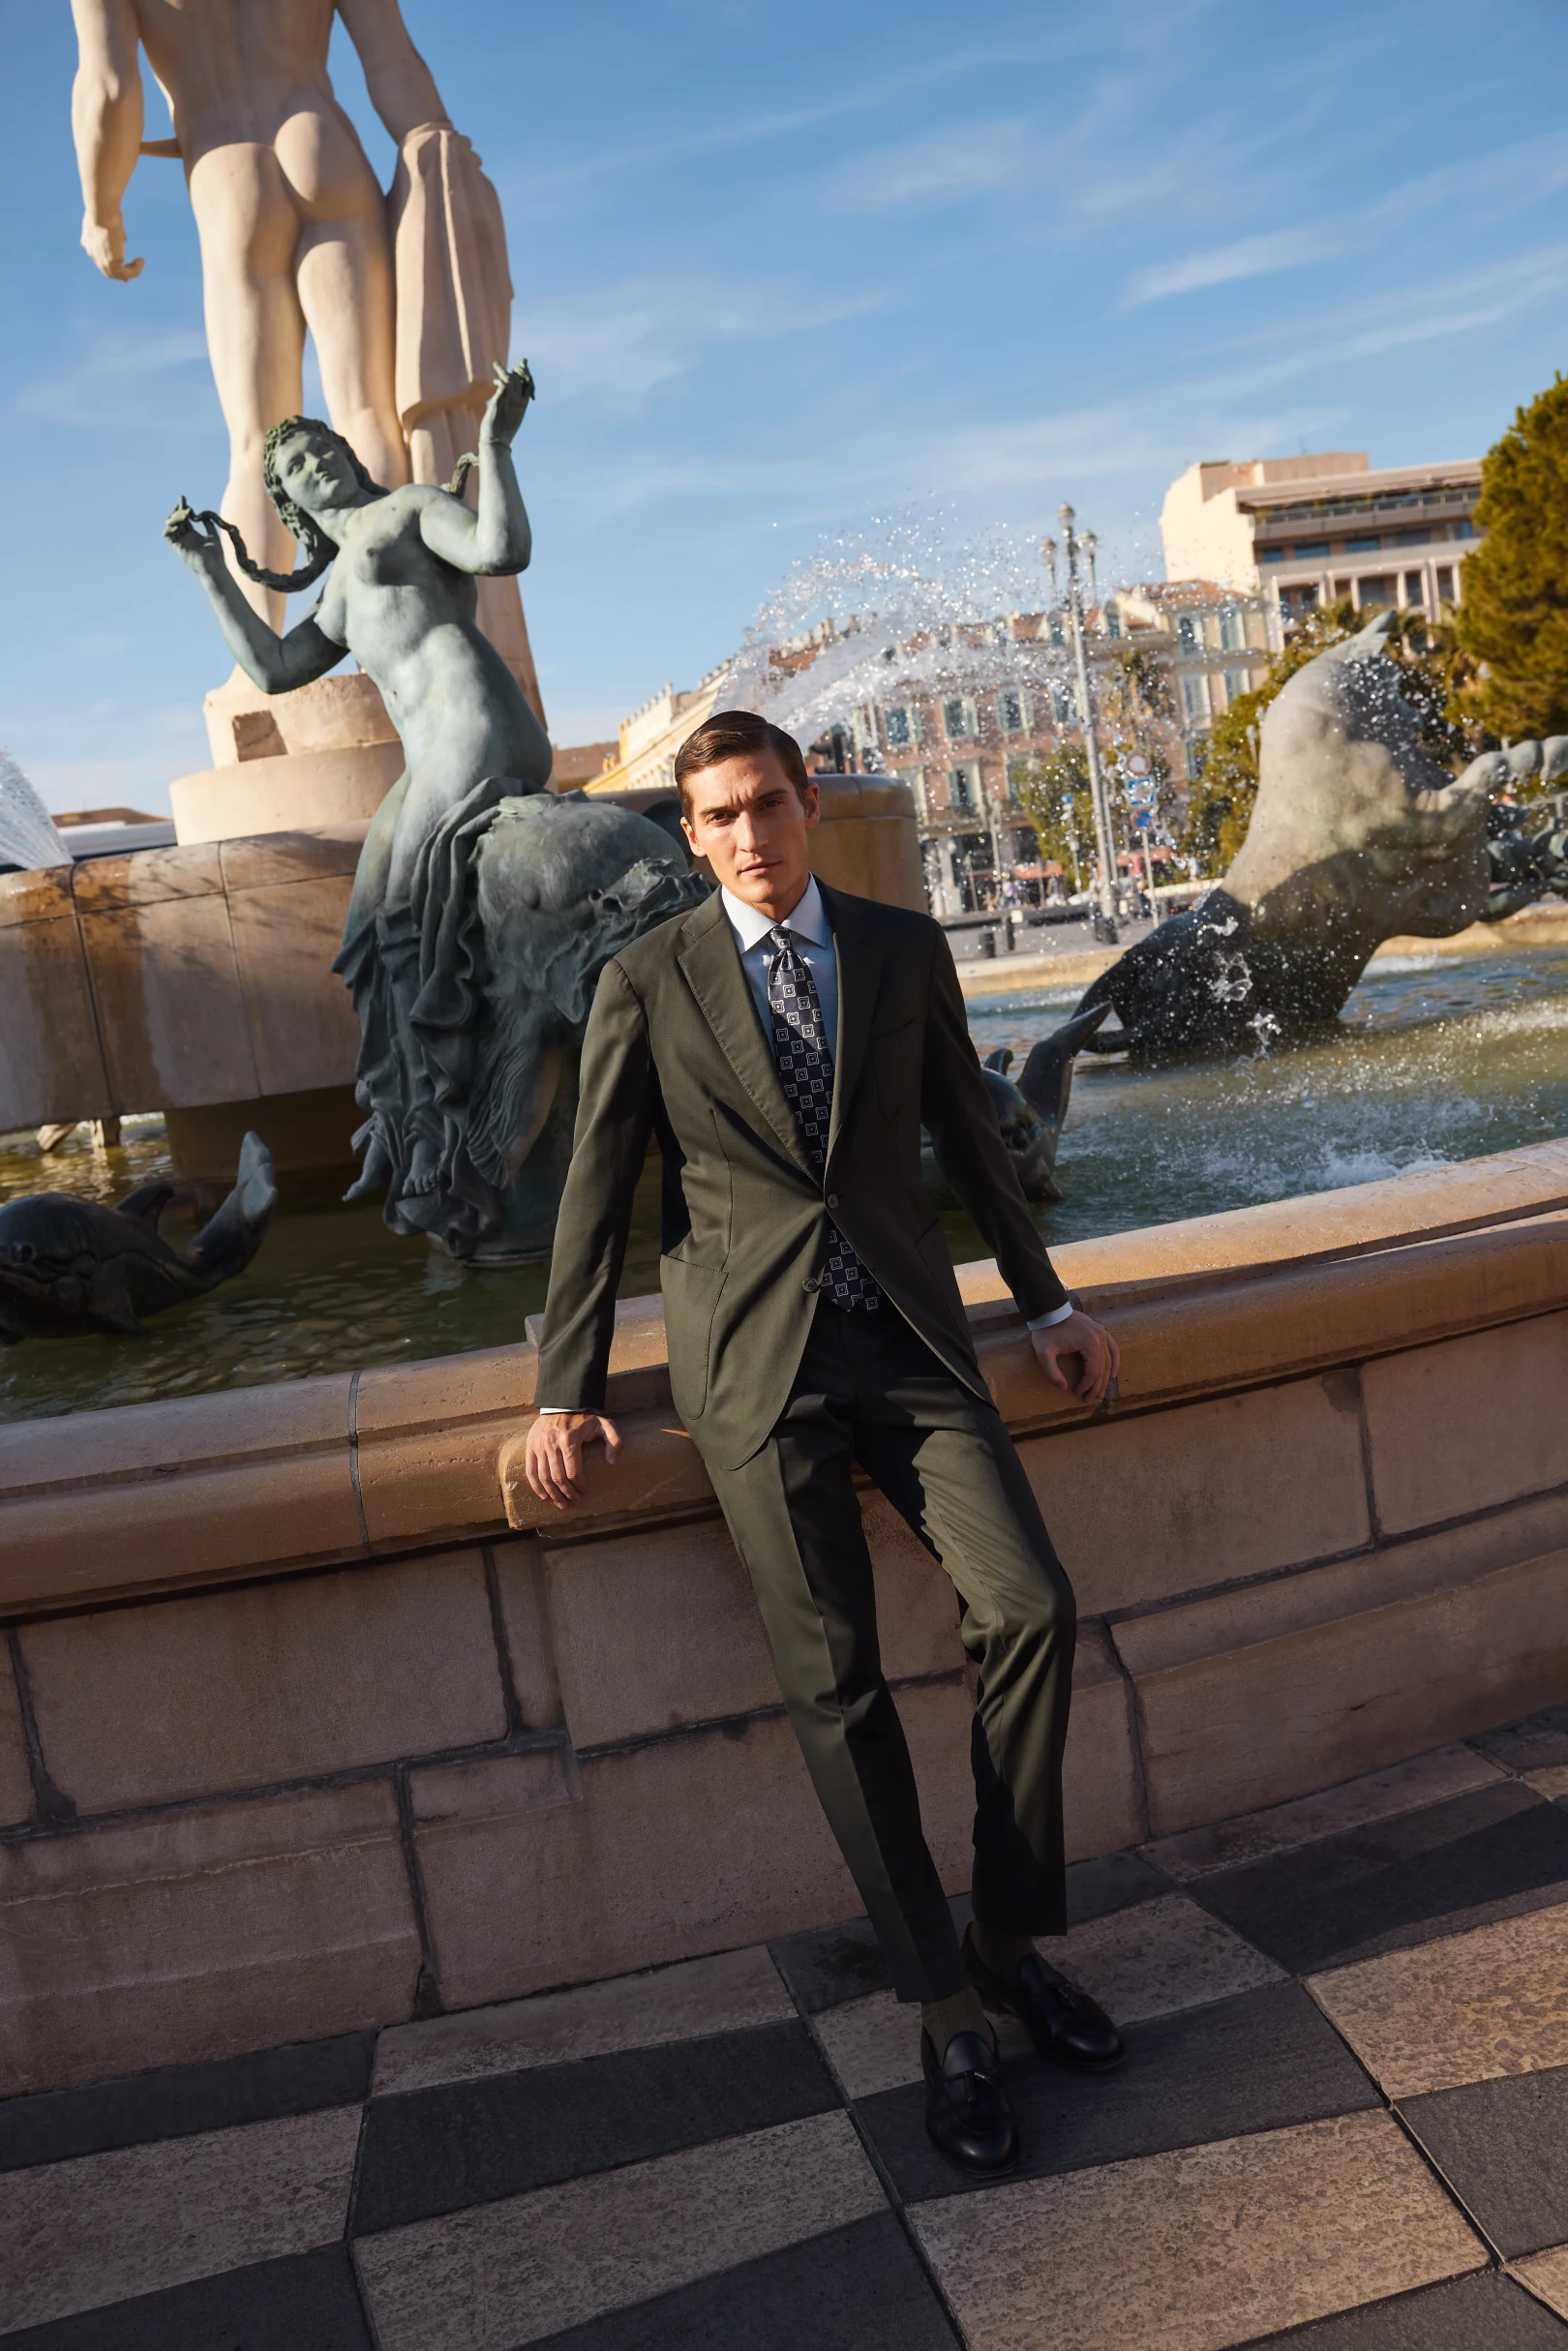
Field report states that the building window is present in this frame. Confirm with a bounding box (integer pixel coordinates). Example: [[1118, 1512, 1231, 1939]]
[[1403, 572, 1426, 606], [1049, 615, 1065, 647], [1176, 615, 1197, 652], [1006, 759, 1032, 799], [1105, 609, 1122, 639], [1293, 541, 1329, 559], [950, 765, 978, 813], [1345, 535, 1381, 553], [1359, 577, 1396, 607], [1436, 565, 1456, 603], [883, 704, 915, 748], [997, 688, 1031, 734], [1220, 608, 1244, 652], [1051, 682, 1073, 724], [1455, 519, 1478, 540], [1397, 528, 1428, 546], [1261, 548, 1284, 563], [943, 697, 975, 741], [1181, 673, 1210, 725], [1280, 583, 1319, 620], [901, 769, 928, 822], [1222, 669, 1249, 705]]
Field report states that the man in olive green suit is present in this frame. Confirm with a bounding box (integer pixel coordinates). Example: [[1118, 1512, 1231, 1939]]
[[526, 710, 1122, 2172]]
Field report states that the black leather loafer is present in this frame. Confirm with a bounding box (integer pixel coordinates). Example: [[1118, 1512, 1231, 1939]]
[[963, 1925, 1126, 2072], [921, 2028, 1018, 2173]]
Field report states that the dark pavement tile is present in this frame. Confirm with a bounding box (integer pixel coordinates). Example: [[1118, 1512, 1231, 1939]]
[[350, 2020, 839, 2235], [1241, 2268, 1567, 2346], [1472, 1707, 1568, 1775], [0, 2035, 376, 2173], [523, 2212, 958, 2350], [1402, 2067, 1568, 2259], [768, 1858, 1167, 2013], [0, 2246, 373, 2350], [1191, 1784, 1568, 1974], [857, 1980, 1379, 2203]]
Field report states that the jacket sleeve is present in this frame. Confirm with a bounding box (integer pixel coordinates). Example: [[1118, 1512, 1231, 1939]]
[[534, 959, 658, 1410], [920, 926, 1070, 1322]]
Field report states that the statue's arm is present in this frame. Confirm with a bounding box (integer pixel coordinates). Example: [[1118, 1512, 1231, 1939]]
[[70, 0, 145, 282], [164, 503, 342, 693], [337, 0, 451, 142], [418, 364, 534, 578]]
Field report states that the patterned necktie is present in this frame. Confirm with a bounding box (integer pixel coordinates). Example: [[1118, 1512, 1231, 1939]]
[[767, 924, 881, 1311]]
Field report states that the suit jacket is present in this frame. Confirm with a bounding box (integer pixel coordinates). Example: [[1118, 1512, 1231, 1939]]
[[534, 880, 1070, 1469]]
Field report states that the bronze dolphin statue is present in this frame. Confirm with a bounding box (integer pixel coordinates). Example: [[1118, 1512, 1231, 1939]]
[[0, 1131, 277, 1341], [924, 1001, 1110, 1206]]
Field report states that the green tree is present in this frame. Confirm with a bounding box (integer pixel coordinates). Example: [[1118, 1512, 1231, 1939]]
[[1011, 743, 1100, 889], [1456, 375, 1568, 741]]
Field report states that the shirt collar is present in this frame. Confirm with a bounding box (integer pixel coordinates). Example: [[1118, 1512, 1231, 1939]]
[[720, 875, 831, 954]]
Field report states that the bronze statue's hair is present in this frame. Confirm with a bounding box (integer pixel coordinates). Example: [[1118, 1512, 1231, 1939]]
[[191, 417, 386, 596], [674, 709, 811, 820]]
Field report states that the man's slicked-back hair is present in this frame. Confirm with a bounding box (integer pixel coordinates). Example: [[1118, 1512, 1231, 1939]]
[[674, 709, 810, 821]]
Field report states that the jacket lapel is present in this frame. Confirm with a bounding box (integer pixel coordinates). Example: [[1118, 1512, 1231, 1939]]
[[677, 892, 815, 1176], [821, 884, 887, 1164]]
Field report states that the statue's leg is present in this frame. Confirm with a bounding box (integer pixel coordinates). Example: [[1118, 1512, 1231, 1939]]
[[295, 196, 408, 494], [187, 143, 309, 631]]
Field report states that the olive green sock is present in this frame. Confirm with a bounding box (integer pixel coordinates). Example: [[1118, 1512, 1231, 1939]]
[[971, 1921, 1039, 1986], [920, 1986, 994, 2055]]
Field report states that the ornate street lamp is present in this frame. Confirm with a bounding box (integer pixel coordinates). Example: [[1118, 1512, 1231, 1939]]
[[1051, 505, 1119, 943]]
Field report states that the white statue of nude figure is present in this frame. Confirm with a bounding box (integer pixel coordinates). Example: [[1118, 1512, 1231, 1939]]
[[71, 0, 541, 701], [164, 369, 707, 1252]]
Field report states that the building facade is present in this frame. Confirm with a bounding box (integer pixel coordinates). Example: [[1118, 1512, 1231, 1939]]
[[1161, 452, 1482, 629]]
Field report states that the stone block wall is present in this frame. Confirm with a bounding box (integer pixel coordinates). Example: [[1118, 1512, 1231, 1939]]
[[4, 1144, 1568, 2096]]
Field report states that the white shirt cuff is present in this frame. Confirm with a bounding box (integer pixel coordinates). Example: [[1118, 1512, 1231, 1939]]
[[1026, 1301, 1075, 1330], [536, 1405, 569, 1413]]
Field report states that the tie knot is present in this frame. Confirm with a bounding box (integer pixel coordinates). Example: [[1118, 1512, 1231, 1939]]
[[769, 924, 797, 954]]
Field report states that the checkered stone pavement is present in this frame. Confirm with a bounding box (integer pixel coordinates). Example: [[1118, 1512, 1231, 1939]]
[[12, 1709, 1568, 2346]]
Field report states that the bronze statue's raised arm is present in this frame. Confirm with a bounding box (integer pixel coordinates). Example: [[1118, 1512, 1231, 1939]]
[[418, 364, 535, 578], [163, 499, 342, 696], [70, 0, 145, 281]]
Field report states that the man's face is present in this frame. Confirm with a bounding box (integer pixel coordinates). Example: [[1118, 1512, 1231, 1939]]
[[680, 751, 819, 918]]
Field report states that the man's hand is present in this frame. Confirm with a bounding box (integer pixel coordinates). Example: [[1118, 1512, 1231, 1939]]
[[481, 359, 535, 447], [81, 213, 143, 281], [1031, 1310, 1119, 1406], [523, 1409, 621, 1509]]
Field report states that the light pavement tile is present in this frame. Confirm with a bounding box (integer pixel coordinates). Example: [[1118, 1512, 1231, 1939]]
[[1041, 1892, 1286, 2022], [1144, 1747, 1506, 1883], [911, 2109, 1485, 2351], [0, 2104, 362, 2335], [352, 2108, 886, 2351], [1525, 1765, 1568, 1801], [1512, 2245, 1568, 2321], [373, 1944, 792, 2095], [816, 1896, 1282, 2099], [1309, 1900, 1568, 2099]]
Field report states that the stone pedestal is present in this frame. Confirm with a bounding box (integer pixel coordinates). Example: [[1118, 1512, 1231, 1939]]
[[170, 670, 405, 849]]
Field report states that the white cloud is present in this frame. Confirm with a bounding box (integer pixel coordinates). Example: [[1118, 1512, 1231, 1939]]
[[1126, 225, 1341, 305], [12, 328, 210, 426], [524, 273, 884, 417], [828, 121, 1033, 211]]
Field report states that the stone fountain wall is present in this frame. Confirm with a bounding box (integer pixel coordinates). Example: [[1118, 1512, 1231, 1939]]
[[3, 1143, 1568, 2096]]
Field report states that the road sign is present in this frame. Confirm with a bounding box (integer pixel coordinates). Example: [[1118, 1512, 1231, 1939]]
[[1133, 808, 1155, 829]]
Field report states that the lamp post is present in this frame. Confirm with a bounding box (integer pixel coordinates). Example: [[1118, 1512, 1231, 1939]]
[[1046, 505, 1119, 943]]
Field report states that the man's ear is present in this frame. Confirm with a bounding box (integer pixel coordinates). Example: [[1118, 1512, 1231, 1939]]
[[801, 782, 821, 830]]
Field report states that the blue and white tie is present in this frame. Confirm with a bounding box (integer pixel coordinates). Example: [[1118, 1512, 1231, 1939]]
[[767, 925, 881, 1311]]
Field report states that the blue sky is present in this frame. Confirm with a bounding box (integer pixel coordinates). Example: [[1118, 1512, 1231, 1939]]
[[1, 0, 1565, 812]]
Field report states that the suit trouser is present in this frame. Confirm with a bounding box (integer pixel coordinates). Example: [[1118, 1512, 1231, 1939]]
[[704, 1296, 1076, 2004]]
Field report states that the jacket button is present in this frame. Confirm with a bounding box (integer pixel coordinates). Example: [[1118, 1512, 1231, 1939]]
[[802, 1276, 820, 1292], [826, 1192, 839, 1209]]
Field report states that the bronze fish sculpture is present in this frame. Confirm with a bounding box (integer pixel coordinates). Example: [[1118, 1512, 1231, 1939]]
[[0, 1132, 276, 1341]]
